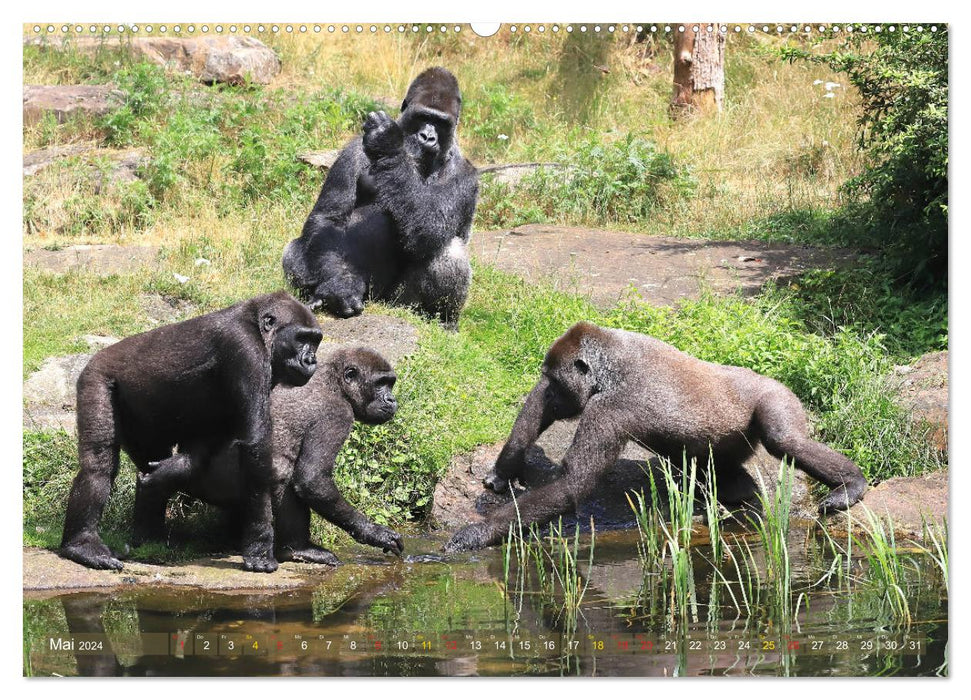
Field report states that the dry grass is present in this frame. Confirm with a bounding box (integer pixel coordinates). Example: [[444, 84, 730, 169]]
[[23, 27, 865, 248]]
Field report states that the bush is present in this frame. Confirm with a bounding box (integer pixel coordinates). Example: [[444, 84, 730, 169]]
[[783, 25, 948, 284], [477, 133, 695, 229]]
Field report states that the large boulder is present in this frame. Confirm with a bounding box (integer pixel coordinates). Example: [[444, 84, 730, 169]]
[[23, 85, 123, 127], [470, 225, 859, 309], [28, 36, 281, 85], [891, 350, 948, 453]]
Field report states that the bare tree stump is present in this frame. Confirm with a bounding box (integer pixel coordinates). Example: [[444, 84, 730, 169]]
[[671, 24, 725, 117]]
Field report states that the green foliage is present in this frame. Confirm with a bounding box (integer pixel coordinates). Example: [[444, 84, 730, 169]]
[[100, 62, 170, 146], [783, 25, 948, 283], [767, 264, 947, 360], [22, 431, 136, 545], [477, 133, 695, 229]]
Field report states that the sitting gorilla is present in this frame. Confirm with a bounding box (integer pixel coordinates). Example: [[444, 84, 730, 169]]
[[283, 66, 479, 330], [135, 347, 404, 565], [60, 292, 322, 572], [446, 322, 869, 552]]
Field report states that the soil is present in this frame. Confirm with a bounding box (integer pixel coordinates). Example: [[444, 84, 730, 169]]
[[470, 224, 860, 308]]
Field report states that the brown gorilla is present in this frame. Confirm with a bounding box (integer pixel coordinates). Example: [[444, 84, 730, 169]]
[[134, 347, 404, 565], [446, 322, 868, 552]]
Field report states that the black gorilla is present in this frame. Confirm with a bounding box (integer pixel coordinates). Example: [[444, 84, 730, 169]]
[[446, 322, 868, 552], [60, 292, 323, 572], [135, 347, 404, 564], [283, 66, 479, 329]]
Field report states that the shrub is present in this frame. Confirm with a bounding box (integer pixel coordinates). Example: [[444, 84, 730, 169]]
[[783, 25, 948, 284]]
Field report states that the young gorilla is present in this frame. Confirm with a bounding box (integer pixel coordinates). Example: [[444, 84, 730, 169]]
[[283, 66, 479, 329], [135, 347, 404, 564], [60, 292, 323, 572], [445, 322, 868, 552]]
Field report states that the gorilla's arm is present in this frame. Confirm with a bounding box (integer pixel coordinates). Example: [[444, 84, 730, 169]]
[[446, 403, 628, 552], [304, 141, 367, 229], [223, 340, 280, 573], [370, 154, 479, 259], [291, 420, 404, 555], [485, 377, 581, 492]]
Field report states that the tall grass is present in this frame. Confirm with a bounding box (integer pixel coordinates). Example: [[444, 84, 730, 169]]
[[747, 458, 794, 625]]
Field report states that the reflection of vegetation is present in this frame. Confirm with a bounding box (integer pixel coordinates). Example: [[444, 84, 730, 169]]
[[360, 564, 506, 635], [503, 516, 595, 636], [102, 598, 142, 666]]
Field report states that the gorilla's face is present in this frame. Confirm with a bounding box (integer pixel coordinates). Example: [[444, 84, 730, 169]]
[[398, 67, 462, 172], [400, 107, 455, 162], [339, 353, 398, 425], [263, 298, 323, 387]]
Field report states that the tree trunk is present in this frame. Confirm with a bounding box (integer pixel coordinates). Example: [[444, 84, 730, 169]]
[[671, 24, 725, 117]]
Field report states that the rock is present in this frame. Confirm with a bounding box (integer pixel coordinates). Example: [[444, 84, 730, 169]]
[[470, 225, 859, 309], [297, 149, 342, 169], [29, 36, 281, 85], [891, 351, 948, 452], [479, 162, 567, 187], [23, 354, 92, 432], [22, 548, 338, 592], [23, 142, 98, 176], [25, 245, 159, 276], [316, 314, 419, 365], [839, 471, 948, 537], [81, 335, 120, 351], [23, 85, 123, 127], [23, 337, 122, 432], [430, 419, 814, 532], [25, 146, 147, 190], [140, 294, 196, 326]]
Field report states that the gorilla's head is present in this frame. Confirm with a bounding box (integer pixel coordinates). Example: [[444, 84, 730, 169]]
[[399, 67, 462, 169], [541, 322, 614, 412], [332, 347, 398, 425], [258, 292, 323, 388]]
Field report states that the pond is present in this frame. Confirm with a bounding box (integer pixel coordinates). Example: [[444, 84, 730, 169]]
[[23, 525, 948, 678]]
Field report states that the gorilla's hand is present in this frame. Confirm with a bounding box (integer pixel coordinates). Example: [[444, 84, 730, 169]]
[[361, 523, 405, 556], [443, 522, 494, 553], [363, 111, 404, 161], [818, 481, 866, 515], [482, 470, 510, 493]]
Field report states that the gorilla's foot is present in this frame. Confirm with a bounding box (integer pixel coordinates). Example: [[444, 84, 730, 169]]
[[819, 479, 867, 514], [242, 555, 279, 573], [60, 536, 124, 570], [279, 545, 340, 566]]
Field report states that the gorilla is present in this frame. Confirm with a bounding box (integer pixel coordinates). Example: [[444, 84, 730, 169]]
[[283, 66, 479, 330], [60, 292, 323, 572], [445, 322, 868, 552], [134, 347, 404, 565]]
